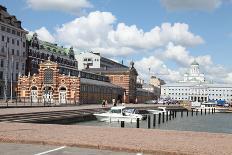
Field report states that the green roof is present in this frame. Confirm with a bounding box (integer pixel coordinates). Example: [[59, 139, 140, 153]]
[[41, 41, 69, 55], [26, 34, 70, 55], [191, 60, 199, 66]]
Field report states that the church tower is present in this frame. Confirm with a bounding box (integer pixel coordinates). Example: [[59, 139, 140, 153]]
[[190, 60, 200, 75]]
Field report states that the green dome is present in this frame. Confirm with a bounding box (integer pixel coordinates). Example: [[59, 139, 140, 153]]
[[191, 60, 199, 66]]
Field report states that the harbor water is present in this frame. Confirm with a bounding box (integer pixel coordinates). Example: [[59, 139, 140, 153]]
[[76, 113, 232, 134]]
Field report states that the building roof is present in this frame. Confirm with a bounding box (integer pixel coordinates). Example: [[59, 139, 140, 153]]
[[80, 78, 124, 89], [0, 5, 26, 31], [84, 67, 138, 76], [26, 33, 70, 56]]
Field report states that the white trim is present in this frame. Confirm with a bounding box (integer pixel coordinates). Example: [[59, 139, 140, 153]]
[[34, 146, 66, 155]]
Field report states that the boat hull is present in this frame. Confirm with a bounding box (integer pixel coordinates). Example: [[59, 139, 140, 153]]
[[94, 114, 142, 123]]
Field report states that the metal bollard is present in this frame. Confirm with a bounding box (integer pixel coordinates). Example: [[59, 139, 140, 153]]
[[169, 111, 171, 120], [205, 109, 207, 115], [191, 109, 193, 116], [153, 114, 156, 127], [147, 115, 151, 129], [121, 121, 125, 128], [208, 108, 210, 114], [196, 109, 198, 116], [166, 111, 169, 121], [162, 112, 165, 123], [172, 111, 174, 119], [212, 108, 214, 114], [136, 118, 140, 128], [201, 109, 202, 115], [158, 113, 161, 124], [174, 111, 177, 118], [187, 110, 188, 117], [181, 110, 183, 117]]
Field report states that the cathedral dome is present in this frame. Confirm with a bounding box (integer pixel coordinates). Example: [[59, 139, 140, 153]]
[[191, 60, 199, 66]]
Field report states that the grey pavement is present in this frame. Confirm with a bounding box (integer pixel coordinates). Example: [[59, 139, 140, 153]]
[[0, 143, 145, 155]]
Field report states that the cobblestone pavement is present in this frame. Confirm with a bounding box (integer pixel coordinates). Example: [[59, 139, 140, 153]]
[[0, 143, 145, 155], [0, 122, 232, 155]]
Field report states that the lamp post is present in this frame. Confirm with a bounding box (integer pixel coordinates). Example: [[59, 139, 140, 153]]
[[4, 42, 9, 103]]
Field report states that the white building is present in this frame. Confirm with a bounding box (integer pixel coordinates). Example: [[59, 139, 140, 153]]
[[75, 52, 127, 70], [0, 5, 27, 98], [161, 61, 232, 103]]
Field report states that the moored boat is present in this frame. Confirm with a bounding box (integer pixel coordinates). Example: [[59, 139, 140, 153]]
[[193, 102, 229, 113], [147, 107, 170, 115], [93, 106, 143, 122]]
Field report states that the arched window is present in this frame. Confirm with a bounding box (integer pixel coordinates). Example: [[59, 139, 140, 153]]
[[60, 87, 66, 91], [44, 69, 53, 84], [31, 86, 37, 90]]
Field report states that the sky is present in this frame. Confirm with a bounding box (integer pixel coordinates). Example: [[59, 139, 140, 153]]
[[1, 0, 232, 83]]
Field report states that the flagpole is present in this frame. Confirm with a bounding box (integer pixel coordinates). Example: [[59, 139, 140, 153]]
[[4, 42, 8, 102]]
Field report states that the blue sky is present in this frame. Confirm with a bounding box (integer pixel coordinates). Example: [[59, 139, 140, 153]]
[[1, 0, 232, 83]]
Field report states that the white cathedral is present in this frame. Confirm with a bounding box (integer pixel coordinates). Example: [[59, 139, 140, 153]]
[[161, 60, 232, 103]]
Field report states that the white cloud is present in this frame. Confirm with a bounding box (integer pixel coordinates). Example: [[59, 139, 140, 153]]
[[26, 0, 92, 14], [35, 27, 55, 43], [134, 56, 182, 83], [25, 11, 232, 84], [55, 11, 203, 56], [134, 43, 232, 84], [161, 0, 222, 11]]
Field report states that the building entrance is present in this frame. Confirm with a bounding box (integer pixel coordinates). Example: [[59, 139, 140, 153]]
[[59, 87, 66, 104], [30, 86, 38, 103], [43, 86, 53, 104]]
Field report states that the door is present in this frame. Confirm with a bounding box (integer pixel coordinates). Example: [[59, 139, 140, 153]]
[[59, 91, 66, 104], [44, 91, 53, 103], [31, 90, 38, 103]]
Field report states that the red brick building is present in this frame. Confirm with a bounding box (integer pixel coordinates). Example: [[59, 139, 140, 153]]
[[17, 60, 124, 105], [84, 61, 154, 103]]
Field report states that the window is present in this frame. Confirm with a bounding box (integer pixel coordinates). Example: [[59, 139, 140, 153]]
[[17, 31, 20, 36], [12, 39, 14, 44], [44, 69, 53, 84], [16, 50, 19, 56], [12, 30, 15, 35], [1, 46, 4, 53], [7, 28, 10, 33], [1, 26, 5, 31], [1, 60, 4, 67], [16, 62, 18, 70], [11, 49, 14, 55], [23, 42, 25, 47], [0, 71, 3, 79], [15, 73, 18, 80], [22, 63, 24, 70], [7, 37, 9, 43], [1, 35, 4, 41], [17, 40, 19, 46]]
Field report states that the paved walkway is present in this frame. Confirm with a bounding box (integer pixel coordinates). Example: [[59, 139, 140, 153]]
[[0, 122, 231, 155], [0, 143, 143, 155], [0, 104, 181, 115]]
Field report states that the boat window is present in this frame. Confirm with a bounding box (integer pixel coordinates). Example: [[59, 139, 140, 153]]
[[110, 109, 121, 113], [123, 109, 134, 114]]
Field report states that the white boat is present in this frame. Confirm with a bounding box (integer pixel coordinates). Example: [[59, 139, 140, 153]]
[[194, 102, 229, 113], [93, 106, 143, 122], [147, 107, 170, 115]]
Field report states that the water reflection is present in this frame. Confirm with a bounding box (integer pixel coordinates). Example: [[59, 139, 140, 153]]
[[76, 113, 232, 134]]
